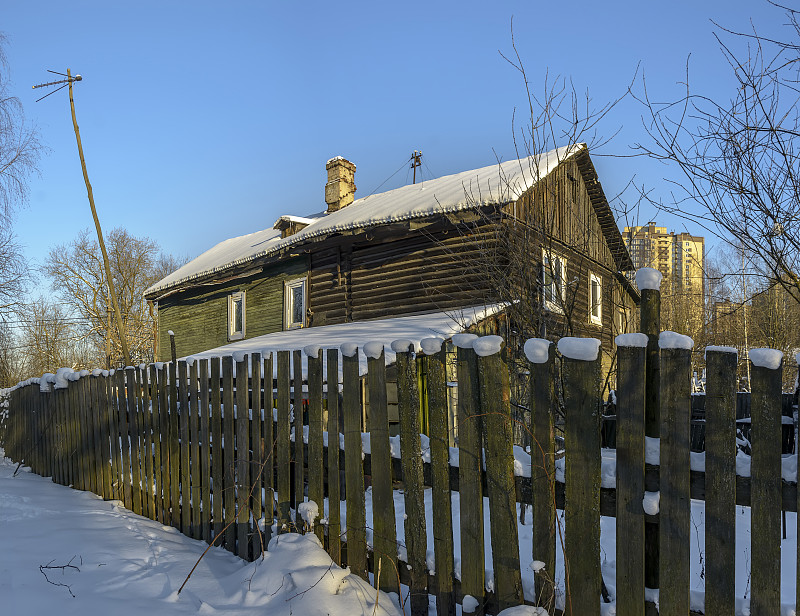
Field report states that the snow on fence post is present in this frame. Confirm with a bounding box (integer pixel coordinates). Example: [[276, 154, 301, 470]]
[[749, 349, 784, 615], [476, 336, 524, 612], [526, 338, 556, 612], [261, 352, 274, 547], [394, 340, 428, 616], [234, 353, 250, 559], [614, 335, 647, 616], [276, 350, 292, 532], [292, 350, 305, 529], [453, 333, 485, 616], [221, 356, 236, 550], [342, 344, 368, 581], [209, 357, 224, 540], [703, 347, 737, 615], [126, 367, 143, 516], [198, 358, 212, 544], [250, 352, 264, 554], [422, 338, 456, 616], [189, 359, 201, 540], [559, 336, 602, 616], [364, 342, 399, 596], [305, 347, 325, 545], [326, 347, 342, 565], [658, 332, 693, 616]]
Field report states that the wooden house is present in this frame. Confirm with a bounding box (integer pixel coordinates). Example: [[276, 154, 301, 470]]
[[144, 144, 638, 368]]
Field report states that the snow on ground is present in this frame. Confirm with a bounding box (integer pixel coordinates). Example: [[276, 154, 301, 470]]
[[0, 447, 403, 616]]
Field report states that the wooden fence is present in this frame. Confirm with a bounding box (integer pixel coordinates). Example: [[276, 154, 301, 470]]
[[1, 337, 798, 616]]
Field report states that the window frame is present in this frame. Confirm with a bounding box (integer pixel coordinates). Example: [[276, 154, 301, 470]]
[[542, 249, 567, 313], [284, 277, 307, 330], [589, 272, 603, 326], [228, 290, 245, 341]]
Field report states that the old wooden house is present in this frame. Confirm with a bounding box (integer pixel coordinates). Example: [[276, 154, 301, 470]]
[[145, 144, 637, 368]]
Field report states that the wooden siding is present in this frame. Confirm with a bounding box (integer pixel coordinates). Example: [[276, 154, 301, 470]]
[[156, 257, 306, 360]]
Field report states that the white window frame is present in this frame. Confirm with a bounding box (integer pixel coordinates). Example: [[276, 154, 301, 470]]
[[228, 291, 245, 341], [284, 277, 307, 330], [542, 250, 567, 313], [589, 272, 603, 326]]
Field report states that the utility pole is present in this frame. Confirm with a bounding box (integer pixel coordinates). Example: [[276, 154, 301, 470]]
[[33, 69, 132, 367], [411, 150, 422, 184]]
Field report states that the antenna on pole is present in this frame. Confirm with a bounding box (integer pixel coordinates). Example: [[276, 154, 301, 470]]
[[411, 150, 422, 184], [33, 69, 133, 368]]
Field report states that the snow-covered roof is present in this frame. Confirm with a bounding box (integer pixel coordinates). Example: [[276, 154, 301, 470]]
[[145, 145, 581, 298], [185, 303, 506, 378]]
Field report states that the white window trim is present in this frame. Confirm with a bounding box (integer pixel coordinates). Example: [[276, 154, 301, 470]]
[[542, 249, 567, 313], [284, 277, 307, 330], [589, 272, 602, 326], [228, 290, 245, 341]]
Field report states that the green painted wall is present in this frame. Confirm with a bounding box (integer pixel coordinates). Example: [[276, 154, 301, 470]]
[[156, 257, 306, 361]]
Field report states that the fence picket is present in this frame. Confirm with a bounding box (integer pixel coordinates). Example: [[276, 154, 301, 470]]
[[750, 355, 783, 614], [276, 350, 292, 531], [262, 353, 274, 546], [659, 345, 692, 616], [425, 345, 455, 616], [562, 349, 602, 616], [293, 349, 305, 529], [189, 360, 201, 539], [250, 352, 264, 555], [222, 355, 236, 551], [396, 346, 428, 615], [142, 366, 154, 519], [326, 348, 342, 565], [306, 348, 325, 545], [235, 354, 250, 560], [101, 374, 114, 501], [704, 349, 737, 616], [126, 368, 143, 515], [157, 364, 169, 524], [198, 358, 212, 544], [178, 361, 191, 535], [367, 348, 399, 595], [616, 343, 646, 616], [169, 362, 181, 528], [69, 376, 81, 489], [210, 357, 224, 542]]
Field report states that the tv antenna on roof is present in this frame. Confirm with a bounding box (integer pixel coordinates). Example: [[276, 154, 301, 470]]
[[32, 68, 132, 367]]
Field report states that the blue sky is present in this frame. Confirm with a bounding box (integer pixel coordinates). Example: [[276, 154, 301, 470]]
[[2, 1, 788, 279]]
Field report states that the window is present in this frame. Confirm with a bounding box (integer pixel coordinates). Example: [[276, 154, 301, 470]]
[[228, 291, 245, 341], [284, 277, 307, 329], [589, 273, 602, 326], [542, 250, 567, 312]]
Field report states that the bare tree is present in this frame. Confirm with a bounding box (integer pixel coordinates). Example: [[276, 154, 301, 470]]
[[43, 228, 186, 367], [633, 3, 800, 302]]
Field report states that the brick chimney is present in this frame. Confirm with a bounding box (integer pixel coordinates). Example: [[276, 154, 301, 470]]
[[325, 156, 356, 213]]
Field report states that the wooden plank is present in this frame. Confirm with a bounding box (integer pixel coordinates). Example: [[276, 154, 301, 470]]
[[157, 364, 170, 524], [395, 346, 427, 615], [306, 348, 325, 544], [250, 353, 264, 556], [366, 347, 399, 595], [262, 353, 274, 545], [142, 366, 155, 519], [178, 361, 191, 535], [109, 371, 124, 502], [456, 341, 485, 615], [659, 346, 692, 616], [704, 349, 737, 616], [342, 348, 368, 580], [199, 359, 212, 544], [169, 362, 181, 528], [293, 349, 305, 528], [210, 357, 224, 542], [117, 369, 134, 507], [562, 351, 602, 616], [478, 345, 523, 612], [326, 348, 342, 565], [276, 351, 292, 530], [235, 354, 250, 560], [750, 356, 783, 614], [126, 368, 143, 515], [222, 355, 236, 551], [189, 360, 201, 539], [425, 344, 455, 616], [100, 374, 114, 500], [615, 343, 646, 616], [68, 376, 80, 488]]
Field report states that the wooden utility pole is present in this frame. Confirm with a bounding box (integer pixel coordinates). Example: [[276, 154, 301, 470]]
[[411, 150, 422, 184], [65, 69, 131, 366]]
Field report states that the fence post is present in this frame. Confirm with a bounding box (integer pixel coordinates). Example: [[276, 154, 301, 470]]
[[126, 367, 143, 515], [365, 343, 399, 595], [749, 349, 783, 615], [326, 348, 342, 565], [198, 358, 212, 544], [558, 337, 602, 616], [423, 338, 455, 616], [453, 333, 485, 615], [168, 361, 181, 527], [293, 349, 305, 529], [250, 352, 264, 555], [637, 268, 661, 597], [659, 332, 693, 616], [395, 340, 428, 616], [210, 357, 224, 541], [178, 360, 191, 535], [141, 366, 154, 519], [342, 344, 367, 580], [189, 360, 201, 539], [235, 354, 250, 559], [276, 350, 292, 531], [221, 355, 236, 551], [615, 335, 647, 616], [704, 347, 737, 615], [262, 352, 274, 546], [115, 369, 133, 508], [305, 346, 325, 545], [525, 338, 556, 611]]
